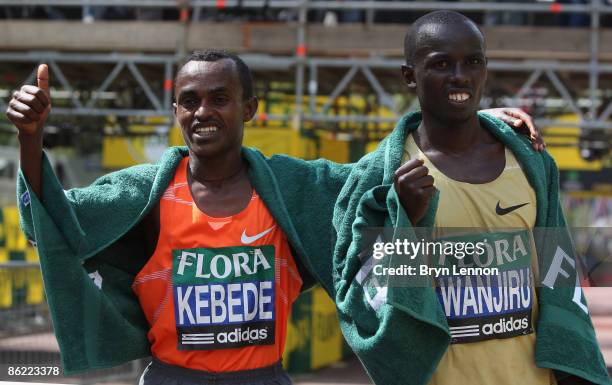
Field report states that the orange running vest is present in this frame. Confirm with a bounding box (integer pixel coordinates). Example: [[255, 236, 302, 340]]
[[133, 157, 302, 372]]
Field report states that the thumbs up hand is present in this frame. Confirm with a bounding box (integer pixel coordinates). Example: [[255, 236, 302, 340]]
[[6, 64, 51, 135]]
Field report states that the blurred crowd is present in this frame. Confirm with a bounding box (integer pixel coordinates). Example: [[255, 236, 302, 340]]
[[1, 0, 612, 27]]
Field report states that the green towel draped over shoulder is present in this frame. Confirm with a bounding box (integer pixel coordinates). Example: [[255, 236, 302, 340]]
[[332, 112, 610, 385], [17, 146, 350, 374]]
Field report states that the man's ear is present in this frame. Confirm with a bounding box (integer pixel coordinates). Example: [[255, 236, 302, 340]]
[[401, 64, 416, 89], [243, 96, 258, 122]]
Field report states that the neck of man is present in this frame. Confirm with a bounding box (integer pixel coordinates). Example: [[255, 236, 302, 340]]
[[417, 110, 483, 155], [188, 147, 246, 187]]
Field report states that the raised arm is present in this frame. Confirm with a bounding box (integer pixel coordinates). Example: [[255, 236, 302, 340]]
[[6, 64, 51, 200]]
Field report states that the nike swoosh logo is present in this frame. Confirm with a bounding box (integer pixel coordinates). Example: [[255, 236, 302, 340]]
[[496, 201, 529, 216], [241, 226, 276, 244]]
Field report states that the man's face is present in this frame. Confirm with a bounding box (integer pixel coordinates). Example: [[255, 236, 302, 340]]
[[173, 59, 257, 158], [404, 22, 487, 124]]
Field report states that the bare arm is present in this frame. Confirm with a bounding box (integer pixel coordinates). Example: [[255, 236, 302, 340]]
[[6, 64, 51, 200], [18, 130, 44, 200]]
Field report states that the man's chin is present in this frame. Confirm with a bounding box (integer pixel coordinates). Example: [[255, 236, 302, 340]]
[[188, 142, 223, 158], [442, 107, 479, 125], [188, 141, 241, 160]]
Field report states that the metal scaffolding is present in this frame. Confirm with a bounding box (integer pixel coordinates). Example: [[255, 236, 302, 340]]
[[2, 53, 611, 130], [0, 1, 610, 132]]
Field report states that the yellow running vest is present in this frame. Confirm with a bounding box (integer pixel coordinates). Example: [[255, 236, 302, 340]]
[[403, 134, 557, 385]]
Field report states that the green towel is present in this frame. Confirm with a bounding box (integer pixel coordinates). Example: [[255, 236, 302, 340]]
[[17, 146, 350, 374], [332, 112, 611, 385]]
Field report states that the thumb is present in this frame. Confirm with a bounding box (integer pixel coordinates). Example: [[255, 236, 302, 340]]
[[37, 64, 50, 95]]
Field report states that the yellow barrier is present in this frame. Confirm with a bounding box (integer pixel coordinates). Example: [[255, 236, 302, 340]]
[[0, 252, 10, 308], [319, 133, 350, 163], [283, 286, 345, 373], [244, 128, 317, 159], [310, 287, 344, 369], [544, 114, 605, 171], [0, 206, 44, 308], [102, 136, 169, 169]]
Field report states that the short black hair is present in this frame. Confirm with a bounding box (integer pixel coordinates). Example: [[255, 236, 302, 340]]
[[404, 10, 484, 63], [177, 49, 254, 100]]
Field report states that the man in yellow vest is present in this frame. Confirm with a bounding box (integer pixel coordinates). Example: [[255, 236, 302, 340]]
[[332, 10, 607, 385]]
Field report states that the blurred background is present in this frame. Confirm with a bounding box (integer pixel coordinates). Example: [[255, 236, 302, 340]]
[[0, 0, 610, 383]]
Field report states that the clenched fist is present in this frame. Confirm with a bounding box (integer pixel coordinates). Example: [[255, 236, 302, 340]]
[[394, 158, 436, 226], [6, 64, 51, 135]]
